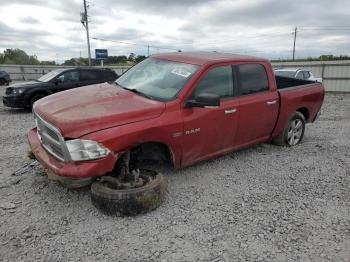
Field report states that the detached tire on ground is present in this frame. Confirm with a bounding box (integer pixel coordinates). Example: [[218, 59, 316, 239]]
[[91, 170, 166, 216], [273, 111, 306, 146]]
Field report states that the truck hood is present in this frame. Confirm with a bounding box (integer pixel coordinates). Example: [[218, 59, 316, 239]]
[[9, 81, 45, 89], [34, 83, 166, 138]]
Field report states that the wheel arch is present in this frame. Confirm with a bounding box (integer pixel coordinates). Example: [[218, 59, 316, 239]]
[[296, 107, 309, 122], [24, 89, 52, 106], [115, 141, 177, 170]]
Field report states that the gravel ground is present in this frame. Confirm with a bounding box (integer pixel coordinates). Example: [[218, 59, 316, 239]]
[[0, 85, 349, 262]]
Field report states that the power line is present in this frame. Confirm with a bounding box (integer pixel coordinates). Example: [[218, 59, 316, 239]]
[[90, 37, 181, 52], [299, 26, 350, 31], [174, 32, 291, 47], [300, 28, 350, 31]]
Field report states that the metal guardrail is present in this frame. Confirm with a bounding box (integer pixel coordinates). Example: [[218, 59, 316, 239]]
[[0, 64, 132, 81]]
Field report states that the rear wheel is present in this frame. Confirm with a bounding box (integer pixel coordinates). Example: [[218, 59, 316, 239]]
[[0, 78, 6, 86], [273, 112, 306, 146]]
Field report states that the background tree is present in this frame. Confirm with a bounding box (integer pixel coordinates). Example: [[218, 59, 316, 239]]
[[135, 55, 146, 63], [105, 55, 128, 65], [62, 57, 89, 66], [128, 53, 136, 62], [0, 48, 55, 65]]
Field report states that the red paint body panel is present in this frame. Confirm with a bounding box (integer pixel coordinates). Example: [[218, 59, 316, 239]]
[[34, 83, 165, 138], [272, 84, 325, 138], [28, 128, 117, 178], [27, 52, 325, 178]]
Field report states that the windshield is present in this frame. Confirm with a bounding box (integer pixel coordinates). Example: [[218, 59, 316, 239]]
[[37, 70, 65, 82], [116, 58, 199, 101], [275, 70, 296, 78]]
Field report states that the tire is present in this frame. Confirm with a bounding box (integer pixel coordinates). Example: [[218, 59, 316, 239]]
[[0, 79, 5, 86], [29, 93, 46, 109], [91, 169, 166, 216], [273, 111, 306, 146]]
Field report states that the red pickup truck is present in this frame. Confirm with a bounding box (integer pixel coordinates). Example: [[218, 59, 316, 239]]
[[28, 52, 324, 183]]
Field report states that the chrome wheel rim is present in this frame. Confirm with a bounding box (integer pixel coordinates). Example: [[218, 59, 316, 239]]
[[287, 119, 303, 146]]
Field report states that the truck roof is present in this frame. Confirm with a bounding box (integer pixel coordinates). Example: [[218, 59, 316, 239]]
[[152, 51, 268, 66], [275, 68, 301, 72]]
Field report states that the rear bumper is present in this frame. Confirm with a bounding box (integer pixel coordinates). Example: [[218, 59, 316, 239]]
[[27, 128, 117, 178], [2, 95, 25, 108]]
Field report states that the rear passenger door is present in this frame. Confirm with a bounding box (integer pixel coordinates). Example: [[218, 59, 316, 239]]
[[79, 69, 103, 86], [233, 63, 279, 147]]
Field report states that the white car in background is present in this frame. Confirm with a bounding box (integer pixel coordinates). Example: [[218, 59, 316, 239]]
[[274, 68, 322, 82]]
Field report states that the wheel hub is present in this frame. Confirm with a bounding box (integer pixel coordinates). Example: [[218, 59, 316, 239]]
[[287, 119, 303, 145]]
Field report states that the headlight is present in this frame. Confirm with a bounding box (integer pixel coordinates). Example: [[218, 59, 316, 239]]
[[12, 89, 24, 95], [66, 139, 110, 161]]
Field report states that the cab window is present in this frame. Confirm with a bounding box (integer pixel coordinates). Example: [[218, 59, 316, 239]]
[[237, 64, 269, 95], [296, 71, 304, 79], [191, 66, 234, 99], [302, 71, 310, 79], [80, 70, 100, 81], [57, 71, 79, 83]]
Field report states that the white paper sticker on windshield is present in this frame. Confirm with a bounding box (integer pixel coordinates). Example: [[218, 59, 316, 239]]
[[171, 68, 192, 78]]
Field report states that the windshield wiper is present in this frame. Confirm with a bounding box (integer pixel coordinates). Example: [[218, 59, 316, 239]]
[[119, 86, 154, 100]]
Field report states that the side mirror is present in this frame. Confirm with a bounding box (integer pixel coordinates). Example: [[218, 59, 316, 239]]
[[186, 93, 220, 108]]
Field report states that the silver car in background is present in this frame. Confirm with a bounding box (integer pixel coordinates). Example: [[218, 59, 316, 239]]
[[275, 68, 322, 82]]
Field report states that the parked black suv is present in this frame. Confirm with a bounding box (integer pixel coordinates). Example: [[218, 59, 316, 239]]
[[0, 70, 11, 86], [2, 68, 118, 109]]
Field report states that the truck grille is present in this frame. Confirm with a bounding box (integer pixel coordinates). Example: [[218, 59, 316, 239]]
[[34, 111, 69, 162]]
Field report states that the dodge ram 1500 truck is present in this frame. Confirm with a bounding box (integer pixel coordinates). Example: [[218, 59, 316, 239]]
[[28, 52, 325, 183]]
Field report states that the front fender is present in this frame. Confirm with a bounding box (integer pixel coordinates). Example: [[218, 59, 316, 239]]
[[23, 88, 53, 106], [80, 119, 183, 169]]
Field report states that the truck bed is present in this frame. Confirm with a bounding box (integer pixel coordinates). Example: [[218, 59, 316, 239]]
[[275, 75, 316, 90], [272, 76, 325, 139]]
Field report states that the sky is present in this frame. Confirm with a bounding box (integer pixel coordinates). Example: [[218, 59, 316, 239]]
[[0, 0, 349, 63]]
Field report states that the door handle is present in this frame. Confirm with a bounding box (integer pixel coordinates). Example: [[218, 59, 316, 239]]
[[225, 109, 237, 114], [266, 100, 277, 105]]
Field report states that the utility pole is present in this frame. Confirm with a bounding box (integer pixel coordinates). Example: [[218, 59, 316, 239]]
[[81, 0, 91, 66], [147, 45, 150, 57], [292, 26, 297, 61]]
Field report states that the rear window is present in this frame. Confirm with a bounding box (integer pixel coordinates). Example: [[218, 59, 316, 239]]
[[238, 64, 269, 95], [275, 70, 296, 78], [302, 71, 311, 79], [80, 70, 100, 81], [103, 70, 117, 81], [296, 71, 304, 79]]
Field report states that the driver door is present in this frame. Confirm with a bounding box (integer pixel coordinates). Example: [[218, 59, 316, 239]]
[[52, 70, 80, 93], [181, 65, 239, 167]]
